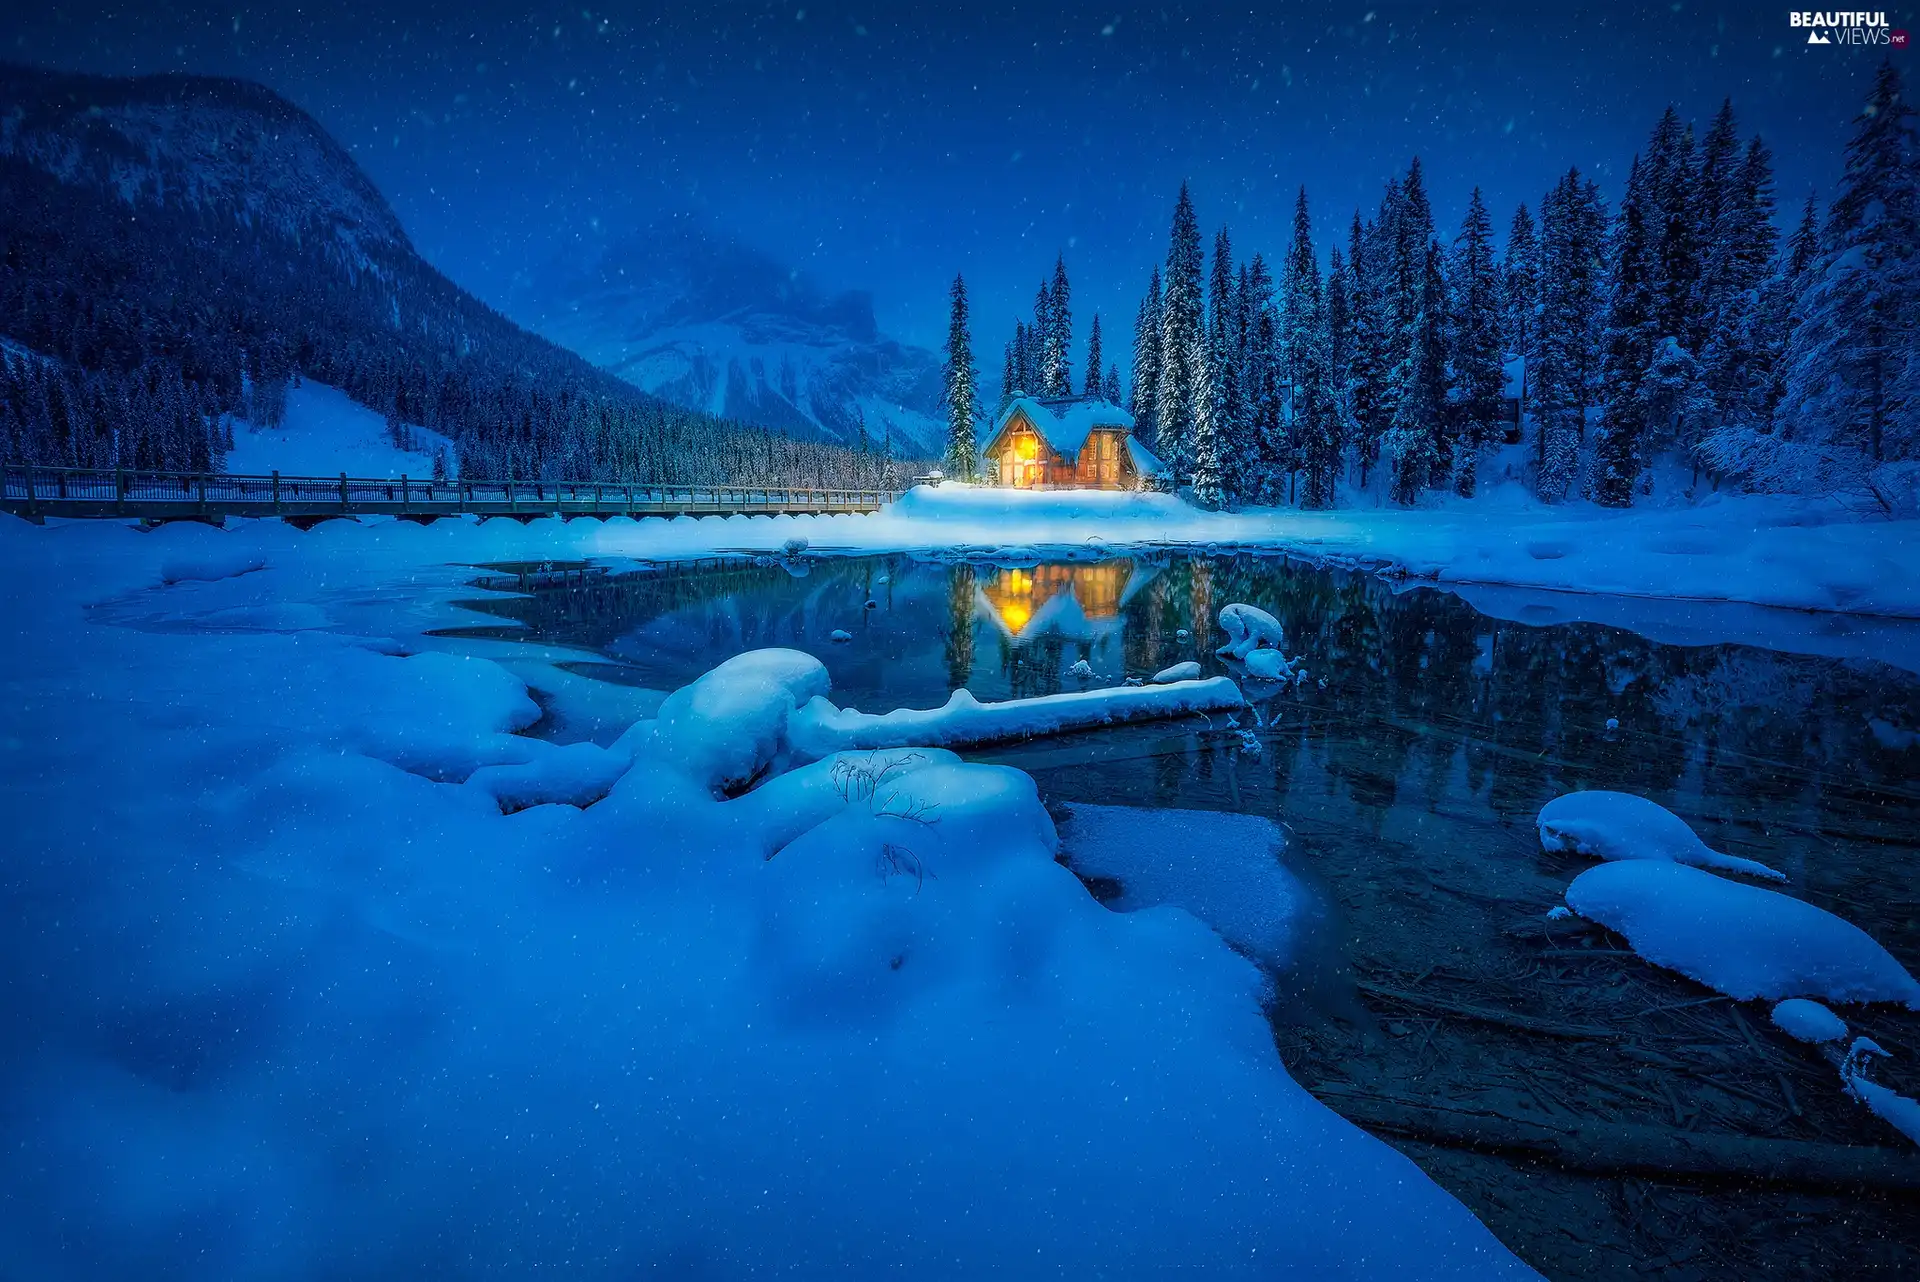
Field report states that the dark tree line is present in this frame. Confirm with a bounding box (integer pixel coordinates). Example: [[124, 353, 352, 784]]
[[1107, 62, 1917, 509], [0, 141, 920, 488]]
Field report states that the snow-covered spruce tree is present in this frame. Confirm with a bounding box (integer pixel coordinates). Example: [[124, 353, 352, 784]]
[[1205, 225, 1246, 495], [1533, 168, 1609, 501], [1384, 240, 1448, 504], [1448, 187, 1503, 498], [998, 337, 1018, 416], [1502, 203, 1541, 379], [1593, 156, 1660, 506], [1697, 135, 1779, 450], [1284, 200, 1339, 510], [1103, 364, 1121, 405], [1690, 100, 1744, 338], [1346, 210, 1391, 488], [942, 273, 980, 479], [1644, 106, 1703, 351], [1747, 195, 1821, 426], [1156, 184, 1205, 483], [1083, 313, 1104, 398], [1031, 282, 1055, 395], [1010, 322, 1034, 398], [1778, 59, 1920, 480], [1242, 252, 1284, 503], [1046, 255, 1073, 396], [1324, 244, 1357, 490], [1130, 269, 1163, 443], [1189, 332, 1225, 507]]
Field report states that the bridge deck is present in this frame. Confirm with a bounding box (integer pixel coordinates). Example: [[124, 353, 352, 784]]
[[0, 465, 899, 523]]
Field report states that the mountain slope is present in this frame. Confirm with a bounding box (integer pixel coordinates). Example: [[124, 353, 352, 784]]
[[0, 63, 909, 485], [512, 221, 946, 455]]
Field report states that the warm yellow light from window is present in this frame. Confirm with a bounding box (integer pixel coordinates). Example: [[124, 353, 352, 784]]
[[1006, 568, 1032, 593], [1014, 435, 1038, 461], [999, 601, 1032, 632]]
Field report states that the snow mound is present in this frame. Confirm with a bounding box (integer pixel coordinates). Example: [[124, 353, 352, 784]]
[[1216, 603, 1286, 659], [1537, 790, 1784, 881], [790, 677, 1244, 756], [1060, 803, 1304, 972], [1565, 862, 1920, 1006], [620, 648, 831, 796], [1770, 998, 1848, 1044], [1152, 661, 1201, 684]]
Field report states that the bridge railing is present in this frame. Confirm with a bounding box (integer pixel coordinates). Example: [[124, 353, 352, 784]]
[[0, 464, 901, 516]]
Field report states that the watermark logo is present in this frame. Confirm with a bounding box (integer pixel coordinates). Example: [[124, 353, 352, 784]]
[[1789, 11, 1896, 45]]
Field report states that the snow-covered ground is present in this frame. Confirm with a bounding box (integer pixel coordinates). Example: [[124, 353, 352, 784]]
[[225, 379, 453, 478], [0, 513, 1546, 1278]]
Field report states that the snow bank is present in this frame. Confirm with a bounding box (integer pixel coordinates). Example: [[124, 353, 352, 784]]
[[225, 379, 452, 477], [789, 676, 1245, 756], [816, 487, 1920, 619], [1770, 998, 1848, 1044], [1060, 803, 1304, 971], [0, 517, 1540, 1278], [1152, 660, 1201, 683], [1537, 790, 1784, 880], [1565, 861, 1920, 1006]]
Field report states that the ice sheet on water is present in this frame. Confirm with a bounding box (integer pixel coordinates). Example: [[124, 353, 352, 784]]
[[1058, 802, 1305, 972]]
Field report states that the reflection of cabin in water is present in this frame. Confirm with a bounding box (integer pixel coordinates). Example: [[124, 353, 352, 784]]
[[982, 396, 1165, 490], [978, 560, 1144, 640]]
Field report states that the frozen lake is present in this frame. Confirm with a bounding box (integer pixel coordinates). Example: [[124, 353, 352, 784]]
[[441, 549, 1920, 1276]]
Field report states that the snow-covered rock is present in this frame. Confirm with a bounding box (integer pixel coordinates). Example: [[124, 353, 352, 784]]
[[1770, 998, 1849, 1044], [829, 628, 853, 643], [1244, 649, 1298, 682], [1564, 861, 1920, 1006], [1067, 658, 1095, 679], [1537, 790, 1785, 881], [1216, 603, 1286, 659], [1060, 803, 1305, 972], [1151, 661, 1201, 684]]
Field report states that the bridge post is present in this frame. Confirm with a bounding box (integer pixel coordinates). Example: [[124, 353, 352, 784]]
[[196, 473, 207, 516], [272, 471, 282, 515], [116, 468, 127, 516], [402, 474, 410, 513], [339, 472, 350, 513], [26, 467, 37, 519], [507, 480, 516, 513]]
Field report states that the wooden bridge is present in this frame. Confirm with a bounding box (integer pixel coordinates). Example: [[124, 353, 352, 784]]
[[0, 465, 900, 524]]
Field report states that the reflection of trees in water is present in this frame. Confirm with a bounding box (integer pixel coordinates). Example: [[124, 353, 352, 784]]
[[944, 564, 977, 690], [1130, 552, 1919, 843]]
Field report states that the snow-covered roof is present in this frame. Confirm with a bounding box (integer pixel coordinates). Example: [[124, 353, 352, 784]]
[[1125, 436, 1165, 477], [986, 396, 1138, 463]]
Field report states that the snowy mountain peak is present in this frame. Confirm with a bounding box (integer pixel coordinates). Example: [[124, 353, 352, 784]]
[[512, 218, 944, 455]]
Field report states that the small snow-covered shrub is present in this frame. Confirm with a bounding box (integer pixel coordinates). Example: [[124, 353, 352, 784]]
[[782, 535, 810, 556]]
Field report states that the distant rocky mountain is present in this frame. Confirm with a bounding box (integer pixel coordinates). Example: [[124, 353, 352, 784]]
[[510, 221, 946, 456]]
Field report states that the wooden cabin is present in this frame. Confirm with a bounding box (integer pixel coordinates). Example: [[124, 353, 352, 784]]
[[981, 396, 1165, 490]]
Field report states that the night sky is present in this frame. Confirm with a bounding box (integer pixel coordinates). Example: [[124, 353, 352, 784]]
[[0, 2, 1898, 351]]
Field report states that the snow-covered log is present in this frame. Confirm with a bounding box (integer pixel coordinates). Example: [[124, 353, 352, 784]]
[[790, 677, 1244, 756]]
